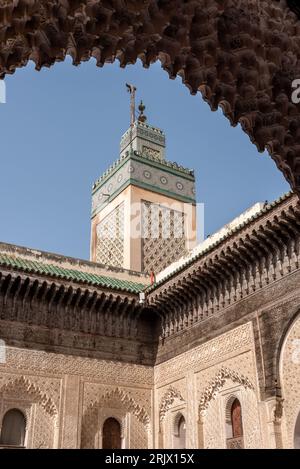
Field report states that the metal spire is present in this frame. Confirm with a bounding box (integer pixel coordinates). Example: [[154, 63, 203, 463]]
[[126, 83, 137, 127]]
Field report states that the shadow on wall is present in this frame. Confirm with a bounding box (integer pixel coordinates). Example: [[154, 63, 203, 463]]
[[294, 412, 300, 449]]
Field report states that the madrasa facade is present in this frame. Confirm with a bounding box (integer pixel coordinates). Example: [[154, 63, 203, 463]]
[[0, 105, 300, 450]]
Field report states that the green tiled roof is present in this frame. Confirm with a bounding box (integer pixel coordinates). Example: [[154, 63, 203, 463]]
[[0, 254, 145, 294], [92, 149, 194, 193]]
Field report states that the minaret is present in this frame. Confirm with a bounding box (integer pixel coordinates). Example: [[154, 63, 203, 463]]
[[90, 86, 197, 273]]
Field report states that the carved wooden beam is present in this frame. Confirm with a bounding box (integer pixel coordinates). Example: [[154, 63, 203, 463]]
[[1, 1, 300, 194], [0, 272, 143, 341]]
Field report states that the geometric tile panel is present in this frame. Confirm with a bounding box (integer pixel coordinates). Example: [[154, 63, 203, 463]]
[[96, 203, 124, 268], [141, 200, 187, 273], [92, 156, 195, 216]]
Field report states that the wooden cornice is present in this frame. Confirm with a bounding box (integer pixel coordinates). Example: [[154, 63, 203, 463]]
[[148, 194, 300, 333], [0, 270, 140, 339]]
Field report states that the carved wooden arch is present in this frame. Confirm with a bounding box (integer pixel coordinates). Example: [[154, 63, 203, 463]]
[[159, 386, 185, 423], [198, 367, 254, 415], [1, 1, 300, 195], [0, 375, 58, 417]]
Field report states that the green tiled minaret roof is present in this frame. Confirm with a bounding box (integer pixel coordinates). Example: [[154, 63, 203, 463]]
[[92, 149, 194, 193]]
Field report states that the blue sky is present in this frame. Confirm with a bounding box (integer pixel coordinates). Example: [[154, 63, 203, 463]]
[[0, 58, 289, 260]]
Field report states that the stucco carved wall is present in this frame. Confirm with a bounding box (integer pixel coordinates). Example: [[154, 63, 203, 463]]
[[2, 345, 153, 386], [80, 384, 151, 448], [0, 375, 59, 448], [155, 322, 264, 448], [280, 313, 300, 448], [0, 304, 299, 448], [0, 345, 153, 448], [155, 322, 254, 386], [0, 317, 299, 448]]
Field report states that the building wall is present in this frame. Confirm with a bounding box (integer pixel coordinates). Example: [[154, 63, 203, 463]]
[[0, 346, 153, 449], [154, 260, 300, 405], [95, 202, 125, 268], [0, 266, 299, 448], [0, 190, 299, 448], [1, 315, 300, 449], [280, 313, 300, 448], [91, 184, 196, 272], [154, 322, 267, 449]]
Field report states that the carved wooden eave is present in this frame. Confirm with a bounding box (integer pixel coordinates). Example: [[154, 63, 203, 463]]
[[0, 268, 142, 339], [287, 0, 300, 18], [147, 192, 300, 337], [1, 1, 300, 195]]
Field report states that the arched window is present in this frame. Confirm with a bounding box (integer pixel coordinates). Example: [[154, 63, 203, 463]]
[[173, 413, 186, 449], [294, 411, 300, 449], [102, 417, 121, 449], [226, 398, 244, 448], [0, 409, 26, 447]]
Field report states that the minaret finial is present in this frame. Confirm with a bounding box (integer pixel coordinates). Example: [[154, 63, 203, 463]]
[[138, 100, 147, 123], [126, 83, 136, 127]]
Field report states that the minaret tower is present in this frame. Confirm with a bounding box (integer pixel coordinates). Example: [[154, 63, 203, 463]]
[[90, 86, 197, 273]]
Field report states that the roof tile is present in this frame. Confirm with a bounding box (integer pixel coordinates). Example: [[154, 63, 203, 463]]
[[0, 254, 145, 294]]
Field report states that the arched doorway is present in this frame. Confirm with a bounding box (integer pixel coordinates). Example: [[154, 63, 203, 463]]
[[226, 398, 244, 449], [294, 411, 300, 449], [0, 408, 26, 447], [231, 399, 243, 438], [173, 414, 186, 449], [102, 417, 121, 449]]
